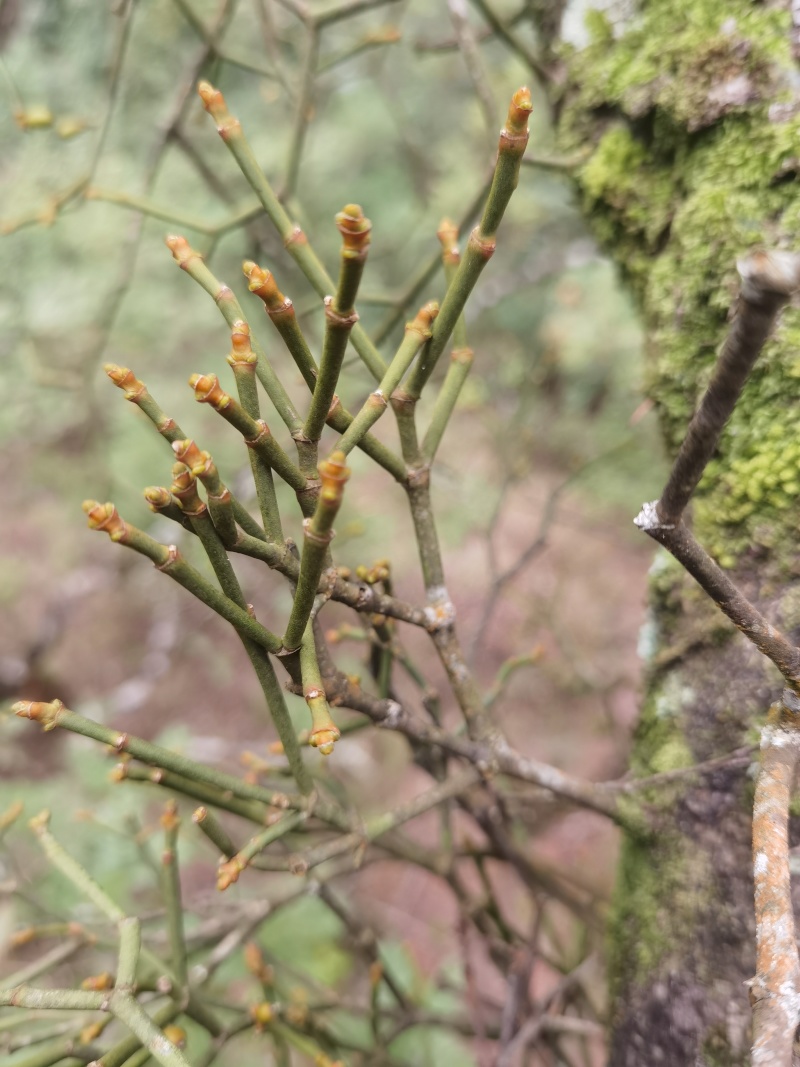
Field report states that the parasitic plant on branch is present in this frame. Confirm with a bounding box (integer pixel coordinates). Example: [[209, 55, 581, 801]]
[[8, 6, 800, 1063]]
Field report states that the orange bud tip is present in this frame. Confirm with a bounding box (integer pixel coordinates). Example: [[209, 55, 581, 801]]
[[163, 1026, 187, 1049], [144, 487, 173, 511], [190, 372, 229, 408], [506, 87, 533, 136], [336, 204, 372, 253], [229, 321, 256, 365], [407, 300, 439, 337], [165, 234, 201, 269], [12, 699, 65, 731], [171, 438, 208, 474], [83, 501, 127, 541], [197, 80, 219, 109]]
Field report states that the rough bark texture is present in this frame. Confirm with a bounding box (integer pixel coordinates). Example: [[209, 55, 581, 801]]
[[556, 1, 800, 1062]]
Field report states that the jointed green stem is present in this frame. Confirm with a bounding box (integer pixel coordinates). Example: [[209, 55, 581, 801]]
[[175, 488, 313, 794], [104, 366, 264, 541], [244, 261, 407, 482], [14, 701, 298, 809], [303, 205, 371, 443], [166, 236, 302, 435], [338, 301, 439, 456], [405, 88, 531, 398], [217, 812, 307, 889], [197, 82, 387, 380], [421, 225, 474, 461], [299, 623, 340, 754], [83, 501, 284, 653], [226, 322, 285, 541], [189, 374, 305, 490], [283, 453, 350, 651], [119, 764, 270, 824], [160, 808, 188, 989]]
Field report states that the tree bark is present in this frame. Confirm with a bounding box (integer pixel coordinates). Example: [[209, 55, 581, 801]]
[[553, 1, 800, 1061]]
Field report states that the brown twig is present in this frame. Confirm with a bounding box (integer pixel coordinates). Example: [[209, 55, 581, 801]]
[[751, 690, 800, 1065]]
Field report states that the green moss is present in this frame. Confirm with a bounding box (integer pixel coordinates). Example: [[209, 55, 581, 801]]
[[607, 834, 673, 994], [561, 0, 800, 565], [629, 673, 694, 776], [608, 825, 710, 997]]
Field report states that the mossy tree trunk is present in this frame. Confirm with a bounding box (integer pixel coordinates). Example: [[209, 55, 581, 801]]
[[554, 1, 800, 1061]]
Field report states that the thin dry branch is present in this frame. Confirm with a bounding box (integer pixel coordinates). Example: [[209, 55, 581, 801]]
[[751, 691, 800, 1064]]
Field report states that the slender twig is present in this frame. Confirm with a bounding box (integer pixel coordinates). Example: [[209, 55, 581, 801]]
[[420, 219, 474, 462], [224, 321, 285, 539], [82, 501, 284, 653], [751, 692, 800, 1065], [104, 365, 264, 541], [404, 87, 532, 399], [166, 235, 303, 437], [634, 517, 800, 688], [283, 451, 349, 648], [284, 23, 319, 198], [341, 301, 438, 455], [160, 805, 188, 990], [655, 251, 800, 526], [244, 260, 407, 481], [197, 82, 387, 380], [303, 205, 371, 443], [447, 0, 496, 145]]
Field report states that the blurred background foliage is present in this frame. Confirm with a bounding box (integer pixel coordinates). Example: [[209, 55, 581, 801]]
[[0, 1, 663, 1063]]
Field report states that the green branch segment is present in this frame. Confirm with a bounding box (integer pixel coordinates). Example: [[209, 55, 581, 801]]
[[82, 500, 283, 653], [197, 81, 387, 380], [338, 301, 439, 456], [244, 260, 407, 482], [405, 87, 532, 399], [282, 452, 350, 652], [303, 205, 371, 444]]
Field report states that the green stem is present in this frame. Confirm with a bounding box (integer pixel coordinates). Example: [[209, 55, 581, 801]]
[[421, 347, 474, 462], [197, 83, 387, 380], [217, 812, 307, 889], [118, 764, 269, 824], [193, 806, 238, 858], [372, 171, 492, 347], [244, 262, 407, 481], [227, 325, 285, 541], [189, 373, 308, 496], [303, 205, 371, 442], [116, 917, 142, 992], [0, 989, 105, 1011], [404, 88, 531, 398], [156, 496, 312, 795], [283, 453, 350, 651], [166, 236, 302, 433], [83, 502, 283, 653], [299, 623, 340, 754], [110, 993, 191, 1067], [160, 811, 188, 990], [339, 302, 438, 456], [29, 812, 125, 924], [15, 702, 296, 809], [421, 224, 474, 460], [104, 367, 264, 541]]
